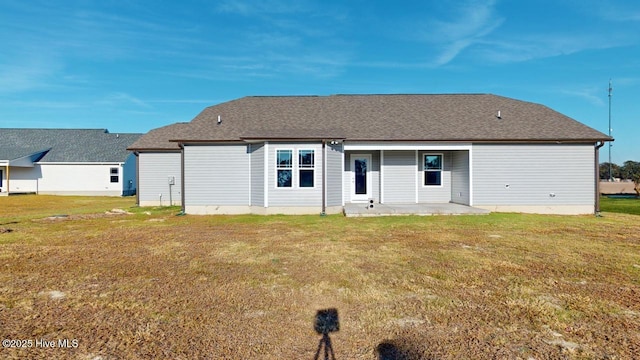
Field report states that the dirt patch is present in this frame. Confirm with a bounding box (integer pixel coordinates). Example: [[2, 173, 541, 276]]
[[36, 209, 133, 222], [0, 227, 13, 233]]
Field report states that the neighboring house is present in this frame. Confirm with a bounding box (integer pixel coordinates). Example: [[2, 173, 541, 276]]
[[0, 129, 141, 196], [128, 94, 612, 215]]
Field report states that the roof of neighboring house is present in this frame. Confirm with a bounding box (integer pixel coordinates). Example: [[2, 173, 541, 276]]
[[129, 94, 611, 150], [0, 129, 141, 163], [127, 123, 190, 151]]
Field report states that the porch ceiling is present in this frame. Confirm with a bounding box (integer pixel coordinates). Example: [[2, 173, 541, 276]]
[[343, 142, 472, 151]]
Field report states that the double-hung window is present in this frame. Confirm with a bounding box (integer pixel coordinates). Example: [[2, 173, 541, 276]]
[[298, 150, 314, 188], [276, 150, 293, 188], [275, 149, 315, 188], [423, 154, 442, 186]]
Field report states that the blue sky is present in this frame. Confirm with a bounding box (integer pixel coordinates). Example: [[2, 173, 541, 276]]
[[1, 0, 638, 163]]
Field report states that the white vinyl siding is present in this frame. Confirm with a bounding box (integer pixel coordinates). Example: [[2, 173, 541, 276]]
[[184, 144, 250, 206], [472, 144, 594, 206], [139, 152, 182, 204]]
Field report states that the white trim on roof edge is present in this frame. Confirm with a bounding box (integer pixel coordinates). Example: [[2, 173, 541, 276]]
[[344, 142, 472, 151]]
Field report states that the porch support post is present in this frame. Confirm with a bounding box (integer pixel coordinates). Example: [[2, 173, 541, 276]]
[[415, 150, 419, 203], [264, 142, 269, 208], [6, 165, 9, 194], [380, 150, 385, 204], [180, 143, 185, 213]]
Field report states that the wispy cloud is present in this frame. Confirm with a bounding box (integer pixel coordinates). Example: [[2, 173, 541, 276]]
[[476, 31, 635, 64], [419, 0, 503, 66], [215, 0, 314, 15], [0, 53, 63, 94], [558, 86, 607, 107], [597, 2, 640, 22], [99, 92, 153, 109]]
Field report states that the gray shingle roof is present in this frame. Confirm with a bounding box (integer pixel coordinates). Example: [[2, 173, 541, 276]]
[[0, 129, 141, 162], [127, 123, 190, 151], [129, 94, 611, 150]]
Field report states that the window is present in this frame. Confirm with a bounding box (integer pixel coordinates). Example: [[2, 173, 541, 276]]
[[298, 150, 314, 188], [275, 148, 316, 188], [110, 167, 119, 183], [276, 150, 293, 187], [424, 154, 442, 186]]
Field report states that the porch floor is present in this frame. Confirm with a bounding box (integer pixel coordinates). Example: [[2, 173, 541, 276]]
[[343, 202, 490, 217]]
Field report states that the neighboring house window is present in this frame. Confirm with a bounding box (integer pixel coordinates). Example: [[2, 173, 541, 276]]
[[298, 149, 314, 188], [423, 154, 442, 186], [110, 167, 119, 183], [276, 150, 293, 187]]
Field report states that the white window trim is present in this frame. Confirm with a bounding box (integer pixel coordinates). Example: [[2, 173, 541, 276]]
[[110, 167, 120, 183], [422, 153, 444, 188], [298, 148, 316, 189], [275, 148, 294, 189], [274, 148, 317, 189]]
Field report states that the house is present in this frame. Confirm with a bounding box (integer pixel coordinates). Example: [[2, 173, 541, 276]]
[[0, 129, 141, 196], [128, 94, 612, 215]]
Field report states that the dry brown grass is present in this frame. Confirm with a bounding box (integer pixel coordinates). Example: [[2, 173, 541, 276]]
[[1, 195, 639, 359]]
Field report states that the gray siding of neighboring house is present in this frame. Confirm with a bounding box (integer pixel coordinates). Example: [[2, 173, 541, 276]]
[[184, 144, 250, 206], [450, 151, 470, 205], [472, 144, 595, 206], [326, 143, 343, 207], [268, 142, 323, 207], [250, 143, 264, 207], [417, 151, 452, 203], [382, 150, 416, 203], [139, 152, 182, 205], [344, 151, 380, 203]]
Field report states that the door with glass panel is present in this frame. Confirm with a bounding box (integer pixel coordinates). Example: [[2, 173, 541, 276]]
[[350, 154, 371, 202]]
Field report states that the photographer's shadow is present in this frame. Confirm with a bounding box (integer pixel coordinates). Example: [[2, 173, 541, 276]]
[[313, 308, 339, 360]]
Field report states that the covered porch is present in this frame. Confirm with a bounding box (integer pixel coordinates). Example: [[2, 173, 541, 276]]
[[344, 202, 489, 217], [342, 142, 473, 208]]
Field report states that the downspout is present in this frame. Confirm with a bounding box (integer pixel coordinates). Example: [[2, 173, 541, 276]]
[[134, 151, 140, 206], [180, 143, 186, 214], [6, 165, 9, 194], [321, 140, 327, 216], [595, 141, 605, 216]]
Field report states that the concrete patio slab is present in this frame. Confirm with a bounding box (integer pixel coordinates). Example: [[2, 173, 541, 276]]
[[343, 202, 490, 217]]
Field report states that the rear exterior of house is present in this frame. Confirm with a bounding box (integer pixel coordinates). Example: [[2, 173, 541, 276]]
[[128, 94, 611, 215], [0, 129, 140, 196]]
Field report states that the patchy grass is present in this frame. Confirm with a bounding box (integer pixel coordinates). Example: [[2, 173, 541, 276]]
[[601, 195, 640, 215], [0, 196, 639, 359]]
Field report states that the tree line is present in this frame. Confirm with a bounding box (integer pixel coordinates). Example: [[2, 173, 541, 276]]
[[600, 161, 640, 196], [600, 161, 640, 181]]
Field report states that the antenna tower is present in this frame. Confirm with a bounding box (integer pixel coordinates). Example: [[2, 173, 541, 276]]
[[608, 79, 613, 181]]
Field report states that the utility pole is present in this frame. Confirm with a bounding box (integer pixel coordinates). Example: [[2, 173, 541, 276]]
[[608, 79, 613, 181]]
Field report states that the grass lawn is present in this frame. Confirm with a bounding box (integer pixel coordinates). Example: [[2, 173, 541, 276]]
[[1, 196, 639, 359], [600, 195, 640, 216]]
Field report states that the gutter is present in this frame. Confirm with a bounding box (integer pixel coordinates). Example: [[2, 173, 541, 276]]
[[134, 151, 140, 205]]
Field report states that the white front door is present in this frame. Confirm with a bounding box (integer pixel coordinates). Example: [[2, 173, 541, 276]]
[[350, 154, 371, 202]]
